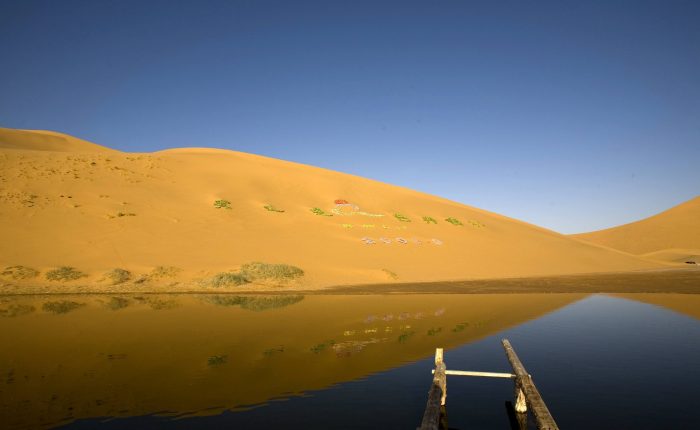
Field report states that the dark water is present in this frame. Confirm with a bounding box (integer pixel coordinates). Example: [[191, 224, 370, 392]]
[[2, 294, 699, 429]]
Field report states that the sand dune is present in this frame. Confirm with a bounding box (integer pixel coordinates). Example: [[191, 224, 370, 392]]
[[572, 196, 700, 265], [0, 127, 661, 291]]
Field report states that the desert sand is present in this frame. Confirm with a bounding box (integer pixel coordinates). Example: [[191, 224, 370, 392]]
[[572, 196, 700, 265], [0, 127, 665, 292]]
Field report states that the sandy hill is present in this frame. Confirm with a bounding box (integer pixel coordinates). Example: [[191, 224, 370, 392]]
[[0, 127, 661, 291], [572, 197, 700, 265]]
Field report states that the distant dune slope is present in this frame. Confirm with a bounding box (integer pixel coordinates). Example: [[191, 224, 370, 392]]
[[0, 127, 116, 153], [0, 128, 660, 289], [572, 197, 700, 260]]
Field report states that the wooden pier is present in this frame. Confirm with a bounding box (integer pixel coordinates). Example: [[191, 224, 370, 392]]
[[418, 339, 559, 430]]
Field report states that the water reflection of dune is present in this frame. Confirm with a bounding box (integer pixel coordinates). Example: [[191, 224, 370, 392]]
[[612, 294, 700, 320], [0, 294, 584, 429]]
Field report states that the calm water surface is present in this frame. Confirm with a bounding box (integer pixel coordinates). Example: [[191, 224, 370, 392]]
[[1, 293, 699, 429]]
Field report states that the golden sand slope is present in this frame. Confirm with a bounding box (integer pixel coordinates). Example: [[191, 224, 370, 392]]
[[0, 127, 660, 290], [572, 196, 700, 264]]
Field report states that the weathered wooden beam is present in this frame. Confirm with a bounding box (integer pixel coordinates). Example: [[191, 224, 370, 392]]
[[435, 369, 516, 378], [502, 339, 559, 430], [417, 348, 447, 430]]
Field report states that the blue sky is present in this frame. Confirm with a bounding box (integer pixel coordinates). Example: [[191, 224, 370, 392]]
[[1, 0, 698, 233]]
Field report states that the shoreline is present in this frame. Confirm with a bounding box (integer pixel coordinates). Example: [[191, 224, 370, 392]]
[[2, 268, 699, 296]]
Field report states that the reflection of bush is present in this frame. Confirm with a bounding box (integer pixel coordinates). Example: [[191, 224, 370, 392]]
[[207, 355, 228, 366], [42, 300, 85, 314], [0, 304, 35, 317], [205, 295, 304, 311], [1, 265, 39, 280], [105, 297, 130, 310], [240, 262, 304, 282]]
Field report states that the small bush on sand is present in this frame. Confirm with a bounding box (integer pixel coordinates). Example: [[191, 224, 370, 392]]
[[105, 268, 131, 285], [382, 269, 399, 280], [310, 340, 336, 353], [445, 217, 463, 226], [210, 272, 250, 288], [264, 204, 285, 213], [310, 207, 332, 216], [214, 199, 231, 209], [394, 213, 411, 222], [422, 216, 437, 224], [240, 262, 304, 282], [1, 265, 39, 280], [150, 266, 181, 279], [42, 300, 85, 314], [45, 267, 86, 282]]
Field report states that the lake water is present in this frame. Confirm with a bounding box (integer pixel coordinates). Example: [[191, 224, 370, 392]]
[[1, 293, 699, 429]]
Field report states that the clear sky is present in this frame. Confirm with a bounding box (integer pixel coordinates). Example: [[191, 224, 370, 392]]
[[1, 0, 698, 233]]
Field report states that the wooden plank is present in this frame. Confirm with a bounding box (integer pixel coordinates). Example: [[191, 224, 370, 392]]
[[418, 348, 447, 430], [437, 369, 516, 378], [502, 339, 559, 430]]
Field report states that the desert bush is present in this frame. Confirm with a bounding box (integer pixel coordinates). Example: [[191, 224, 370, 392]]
[[427, 327, 443, 336], [150, 266, 181, 278], [310, 207, 332, 216], [210, 272, 250, 288], [263, 204, 285, 213], [240, 262, 304, 282], [422, 216, 437, 224], [398, 331, 415, 343], [382, 269, 399, 280], [42, 300, 85, 314], [105, 268, 131, 285], [1, 265, 39, 280], [45, 267, 86, 282], [214, 199, 231, 209], [445, 217, 463, 226], [394, 213, 411, 222]]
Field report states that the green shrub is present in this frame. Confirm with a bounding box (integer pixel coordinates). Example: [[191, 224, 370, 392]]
[[445, 217, 463, 226], [422, 216, 437, 224], [45, 267, 86, 282], [214, 199, 231, 209], [240, 262, 304, 282], [310, 207, 332, 216], [105, 268, 131, 285], [1, 265, 39, 280], [210, 272, 250, 287], [394, 213, 411, 222], [264, 204, 285, 213], [42, 301, 85, 314], [150, 266, 181, 278]]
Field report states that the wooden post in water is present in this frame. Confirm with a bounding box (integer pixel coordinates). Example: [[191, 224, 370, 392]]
[[417, 348, 447, 430], [502, 339, 559, 430]]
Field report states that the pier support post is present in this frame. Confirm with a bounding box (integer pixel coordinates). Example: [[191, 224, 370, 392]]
[[418, 348, 447, 430]]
